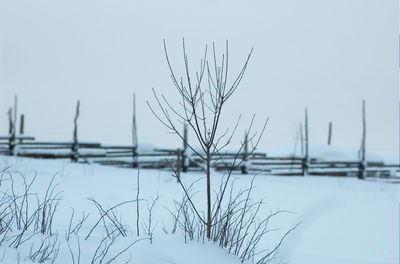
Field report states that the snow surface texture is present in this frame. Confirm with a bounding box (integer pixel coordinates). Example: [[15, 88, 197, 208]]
[[0, 156, 398, 264]]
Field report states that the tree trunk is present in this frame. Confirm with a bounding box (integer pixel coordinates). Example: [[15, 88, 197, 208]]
[[206, 150, 212, 239]]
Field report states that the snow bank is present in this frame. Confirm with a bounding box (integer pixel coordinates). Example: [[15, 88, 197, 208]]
[[0, 156, 398, 264]]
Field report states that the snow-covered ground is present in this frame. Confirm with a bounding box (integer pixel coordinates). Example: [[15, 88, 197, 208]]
[[0, 156, 398, 264]]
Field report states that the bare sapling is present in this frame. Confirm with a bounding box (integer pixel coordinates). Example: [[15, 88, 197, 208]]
[[148, 39, 267, 240], [149, 39, 298, 263], [142, 194, 160, 244]]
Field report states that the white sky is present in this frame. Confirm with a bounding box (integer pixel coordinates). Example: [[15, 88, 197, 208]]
[[0, 0, 398, 156]]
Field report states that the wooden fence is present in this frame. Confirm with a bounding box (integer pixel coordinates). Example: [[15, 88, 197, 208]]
[[1, 136, 399, 179], [1, 96, 399, 180]]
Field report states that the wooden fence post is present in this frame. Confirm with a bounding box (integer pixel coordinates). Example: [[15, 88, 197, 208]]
[[19, 114, 25, 143], [13, 95, 17, 134], [132, 94, 138, 168], [358, 100, 366, 180], [182, 123, 188, 172], [8, 108, 12, 135], [71, 100, 80, 162], [241, 131, 249, 174], [8, 96, 18, 156], [7, 108, 13, 155], [302, 107, 309, 176], [327, 122, 332, 145], [176, 149, 181, 182]]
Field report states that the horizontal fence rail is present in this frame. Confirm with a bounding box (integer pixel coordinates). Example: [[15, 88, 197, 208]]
[[1, 135, 399, 180]]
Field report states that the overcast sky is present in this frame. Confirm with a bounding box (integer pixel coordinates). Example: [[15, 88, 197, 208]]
[[0, 0, 398, 157]]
